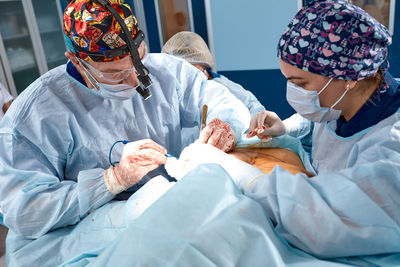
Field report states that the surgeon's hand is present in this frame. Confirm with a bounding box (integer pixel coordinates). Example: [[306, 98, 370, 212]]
[[104, 139, 167, 195], [196, 118, 236, 152], [246, 110, 286, 140]]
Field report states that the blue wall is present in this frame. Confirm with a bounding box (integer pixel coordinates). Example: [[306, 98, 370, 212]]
[[387, 0, 400, 77], [207, 0, 298, 118], [219, 69, 295, 119], [142, 0, 162, 52], [209, 1, 298, 71], [191, 0, 209, 45]]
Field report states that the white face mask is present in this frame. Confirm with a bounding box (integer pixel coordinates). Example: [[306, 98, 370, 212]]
[[286, 78, 350, 123], [95, 82, 138, 100]]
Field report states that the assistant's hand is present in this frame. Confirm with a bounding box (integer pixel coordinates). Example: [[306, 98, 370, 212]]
[[104, 139, 167, 195], [196, 118, 236, 152], [246, 110, 286, 140]]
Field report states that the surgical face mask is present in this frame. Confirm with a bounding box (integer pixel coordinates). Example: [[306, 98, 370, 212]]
[[95, 82, 138, 100], [286, 78, 350, 123], [81, 63, 138, 100]]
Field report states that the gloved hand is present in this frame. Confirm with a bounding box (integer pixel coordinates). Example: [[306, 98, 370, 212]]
[[165, 143, 265, 191], [246, 110, 286, 140], [104, 139, 167, 195], [196, 118, 236, 152]]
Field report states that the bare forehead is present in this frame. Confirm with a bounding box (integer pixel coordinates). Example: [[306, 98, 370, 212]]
[[280, 60, 326, 82], [280, 60, 306, 77]]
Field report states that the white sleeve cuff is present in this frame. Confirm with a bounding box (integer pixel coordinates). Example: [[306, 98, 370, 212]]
[[104, 168, 127, 195]]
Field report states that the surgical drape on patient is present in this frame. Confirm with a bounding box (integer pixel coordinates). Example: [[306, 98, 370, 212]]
[[5, 165, 355, 267]]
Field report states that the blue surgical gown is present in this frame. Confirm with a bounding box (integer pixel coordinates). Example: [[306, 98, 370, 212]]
[[240, 74, 400, 258], [0, 53, 251, 238]]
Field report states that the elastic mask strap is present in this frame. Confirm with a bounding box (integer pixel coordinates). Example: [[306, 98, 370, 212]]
[[79, 59, 100, 90], [331, 83, 350, 109], [317, 77, 334, 96]]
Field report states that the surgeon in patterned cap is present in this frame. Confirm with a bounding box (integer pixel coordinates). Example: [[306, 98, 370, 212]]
[[63, 0, 147, 100], [63, 0, 140, 62], [244, 0, 400, 259], [0, 0, 251, 250]]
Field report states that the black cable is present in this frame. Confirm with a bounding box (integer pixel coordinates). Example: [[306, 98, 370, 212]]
[[108, 140, 131, 167], [95, 0, 152, 100]]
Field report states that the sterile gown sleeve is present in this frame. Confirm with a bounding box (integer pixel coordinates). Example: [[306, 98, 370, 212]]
[[213, 75, 265, 116], [284, 113, 314, 140], [0, 86, 115, 239], [171, 59, 251, 143], [235, 135, 400, 258]]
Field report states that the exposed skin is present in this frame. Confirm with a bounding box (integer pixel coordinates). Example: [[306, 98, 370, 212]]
[[2, 100, 12, 114], [192, 63, 213, 80], [279, 60, 379, 121], [65, 42, 147, 89]]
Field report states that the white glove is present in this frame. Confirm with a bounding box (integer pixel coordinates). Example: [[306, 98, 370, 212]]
[[165, 143, 265, 191], [104, 139, 167, 195], [246, 110, 286, 140], [196, 118, 236, 152]]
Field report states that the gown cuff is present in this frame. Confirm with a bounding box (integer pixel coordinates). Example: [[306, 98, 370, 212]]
[[77, 168, 116, 217]]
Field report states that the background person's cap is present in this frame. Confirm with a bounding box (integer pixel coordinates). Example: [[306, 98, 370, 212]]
[[162, 31, 215, 69]]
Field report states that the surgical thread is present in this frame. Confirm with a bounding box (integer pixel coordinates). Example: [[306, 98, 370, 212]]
[[244, 173, 266, 193]]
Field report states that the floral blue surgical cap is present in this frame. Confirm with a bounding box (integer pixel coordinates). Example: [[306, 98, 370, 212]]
[[277, 0, 392, 81]]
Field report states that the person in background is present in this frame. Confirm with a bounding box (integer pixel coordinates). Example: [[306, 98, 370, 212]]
[[162, 31, 265, 117], [0, 0, 250, 240], [0, 82, 13, 121], [180, 0, 400, 260]]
